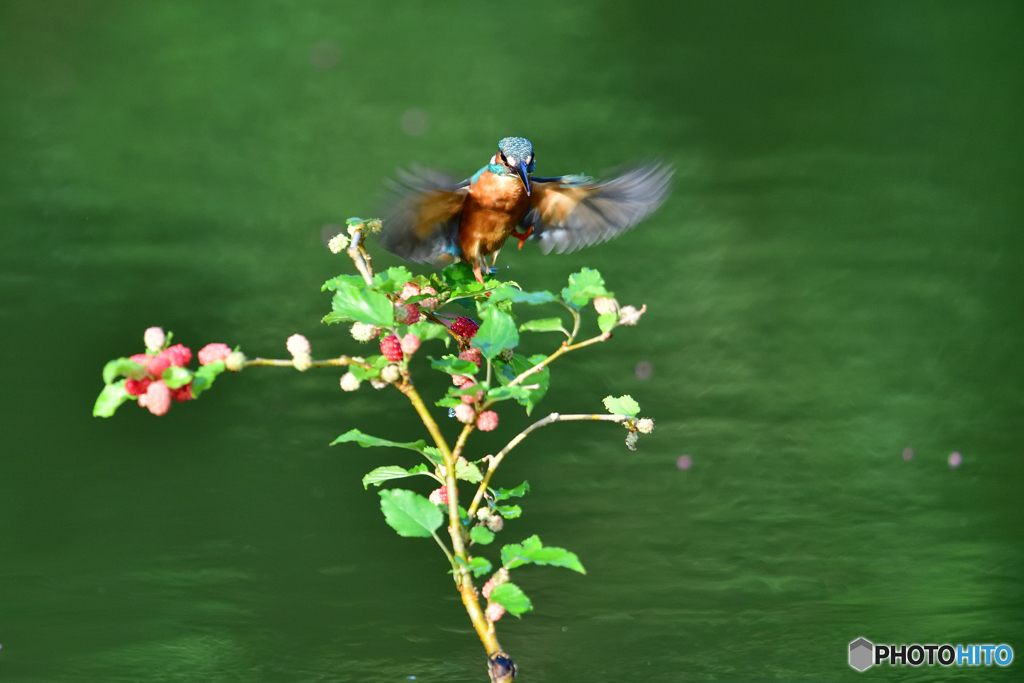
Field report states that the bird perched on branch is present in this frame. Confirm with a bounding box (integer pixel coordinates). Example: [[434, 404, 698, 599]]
[[378, 137, 672, 283]]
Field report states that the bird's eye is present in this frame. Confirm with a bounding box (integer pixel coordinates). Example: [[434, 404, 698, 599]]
[[499, 152, 507, 163]]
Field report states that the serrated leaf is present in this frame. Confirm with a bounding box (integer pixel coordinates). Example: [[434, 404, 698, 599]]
[[462, 556, 493, 577], [331, 429, 429, 454], [321, 274, 365, 292], [379, 489, 444, 538], [362, 464, 430, 489], [492, 481, 530, 501], [330, 281, 394, 327], [429, 355, 479, 376], [489, 582, 532, 617], [495, 354, 550, 415], [422, 446, 443, 465], [161, 366, 193, 389], [492, 503, 521, 519], [93, 379, 133, 418], [485, 385, 532, 403], [561, 268, 612, 308], [519, 318, 569, 335], [470, 526, 495, 545], [597, 312, 618, 333], [191, 361, 225, 397], [102, 358, 147, 385], [472, 308, 519, 360], [349, 356, 388, 381], [408, 320, 451, 342], [455, 459, 483, 483], [372, 266, 413, 294], [489, 285, 557, 305], [603, 395, 640, 417], [501, 535, 586, 573]]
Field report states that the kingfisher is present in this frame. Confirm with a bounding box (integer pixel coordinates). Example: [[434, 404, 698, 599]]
[[378, 137, 672, 283]]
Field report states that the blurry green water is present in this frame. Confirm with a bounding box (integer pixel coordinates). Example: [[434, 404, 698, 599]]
[[1, 1, 1022, 681]]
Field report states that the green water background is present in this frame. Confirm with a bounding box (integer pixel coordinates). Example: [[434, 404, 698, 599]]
[[1, 2, 1022, 680]]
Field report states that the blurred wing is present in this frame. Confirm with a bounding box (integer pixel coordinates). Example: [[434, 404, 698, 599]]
[[378, 166, 470, 264], [526, 163, 673, 254]]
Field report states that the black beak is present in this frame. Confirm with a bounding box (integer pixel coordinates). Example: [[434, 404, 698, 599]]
[[515, 160, 531, 196]]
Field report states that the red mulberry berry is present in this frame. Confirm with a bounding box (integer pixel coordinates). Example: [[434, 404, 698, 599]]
[[170, 383, 193, 402], [395, 303, 421, 325], [399, 282, 420, 301], [486, 602, 505, 622], [380, 335, 403, 361], [146, 353, 171, 379], [130, 353, 150, 366], [198, 343, 232, 366], [482, 577, 496, 599], [451, 316, 479, 338], [476, 411, 499, 432], [418, 286, 439, 310], [125, 377, 152, 397], [452, 375, 474, 388], [428, 487, 449, 506], [400, 333, 420, 355], [139, 380, 171, 416], [458, 348, 482, 369], [162, 344, 192, 367], [454, 403, 476, 424]]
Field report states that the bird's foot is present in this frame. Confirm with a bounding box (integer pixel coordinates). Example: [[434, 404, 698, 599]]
[[510, 225, 534, 250]]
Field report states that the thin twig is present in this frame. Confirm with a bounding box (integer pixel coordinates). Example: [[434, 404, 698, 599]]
[[467, 412, 632, 517], [245, 356, 370, 369]]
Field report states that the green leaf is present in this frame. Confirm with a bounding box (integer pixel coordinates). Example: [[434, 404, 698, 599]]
[[489, 582, 533, 617], [372, 266, 413, 294], [492, 503, 522, 519], [422, 446, 444, 466], [102, 357, 147, 385], [561, 268, 612, 308], [462, 556, 493, 577], [472, 308, 519, 360], [321, 274, 365, 292], [379, 489, 444, 538], [330, 281, 394, 327], [331, 429, 430, 455], [492, 481, 530, 501], [455, 459, 483, 483], [485, 385, 532, 403], [470, 526, 495, 545], [597, 312, 618, 333], [603, 395, 640, 417], [161, 366, 193, 389], [362, 464, 430, 489], [489, 285, 557, 305], [495, 354, 550, 415], [348, 355, 389, 381], [408, 320, 451, 343], [429, 355, 479, 376], [191, 361, 226, 398], [501, 535, 586, 573], [519, 318, 569, 335], [93, 379, 133, 418]]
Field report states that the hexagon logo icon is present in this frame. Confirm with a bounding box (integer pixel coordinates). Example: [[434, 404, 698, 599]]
[[849, 637, 874, 671]]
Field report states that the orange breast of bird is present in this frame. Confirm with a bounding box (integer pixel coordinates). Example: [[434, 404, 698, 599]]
[[458, 170, 530, 261]]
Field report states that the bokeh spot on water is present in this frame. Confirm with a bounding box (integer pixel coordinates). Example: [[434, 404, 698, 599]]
[[309, 40, 341, 69], [401, 108, 431, 137], [948, 452, 963, 468], [677, 455, 692, 470], [635, 360, 652, 380], [902, 447, 914, 461]]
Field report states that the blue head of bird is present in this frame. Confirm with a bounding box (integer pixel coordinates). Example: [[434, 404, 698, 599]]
[[497, 136, 535, 195]]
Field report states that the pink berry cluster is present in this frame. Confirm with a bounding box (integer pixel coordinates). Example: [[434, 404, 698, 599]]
[[428, 486, 452, 506], [482, 568, 511, 622], [380, 333, 421, 362], [122, 328, 237, 416], [400, 282, 439, 310]]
